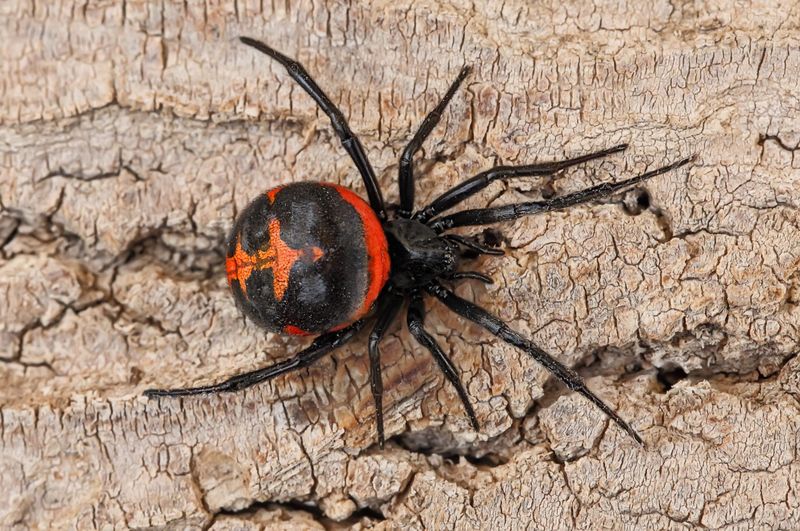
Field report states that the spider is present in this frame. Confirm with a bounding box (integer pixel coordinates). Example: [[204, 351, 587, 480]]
[[145, 36, 693, 447]]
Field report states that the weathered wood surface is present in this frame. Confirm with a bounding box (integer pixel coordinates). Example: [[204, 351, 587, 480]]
[[1, 1, 799, 529]]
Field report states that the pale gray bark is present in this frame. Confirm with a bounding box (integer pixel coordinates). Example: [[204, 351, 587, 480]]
[[1, 1, 799, 529]]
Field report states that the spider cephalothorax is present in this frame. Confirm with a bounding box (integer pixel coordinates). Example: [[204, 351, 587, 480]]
[[145, 36, 693, 447]]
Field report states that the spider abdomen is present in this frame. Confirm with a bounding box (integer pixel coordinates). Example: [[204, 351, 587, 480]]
[[226, 182, 390, 335]]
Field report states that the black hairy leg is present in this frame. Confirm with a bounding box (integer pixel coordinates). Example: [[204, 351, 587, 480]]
[[407, 293, 479, 430], [397, 66, 471, 217], [240, 37, 387, 220], [144, 320, 365, 396], [416, 143, 629, 223], [367, 289, 405, 447], [429, 156, 694, 231], [426, 283, 644, 445]]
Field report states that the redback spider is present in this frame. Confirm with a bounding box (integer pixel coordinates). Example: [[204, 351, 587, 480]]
[[145, 36, 694, 447]]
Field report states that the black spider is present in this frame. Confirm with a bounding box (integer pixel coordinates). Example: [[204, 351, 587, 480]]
[[145, 37, 693, 447]]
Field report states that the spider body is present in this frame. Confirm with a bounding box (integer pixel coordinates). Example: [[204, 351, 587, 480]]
[[226, 182, 389, 335], [385, 218, 459, 291], [146, 36, 695, 448]]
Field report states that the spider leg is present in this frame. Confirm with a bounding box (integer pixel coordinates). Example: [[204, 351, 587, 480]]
[[398, 66, 471, 217], [446, 271, 494, 284], [143, 320, 365, 397], [367, 289, 405, 447], [407, 293, 479, 430], [426, 283, 644, 445], [429, 156, 693, 232], [240, 36, 387, 220], [415, 144, 628, 223], [443, 234, 504, 256]]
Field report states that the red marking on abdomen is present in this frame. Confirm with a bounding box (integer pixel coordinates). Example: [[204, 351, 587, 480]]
[[227, 219, 326, 301], [226, 255, 239, 285], [266, 185, 284, 203], [324, 184, 390, 323], [284, 324, 311, 336]]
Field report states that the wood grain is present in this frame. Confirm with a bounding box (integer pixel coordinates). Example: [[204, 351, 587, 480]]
[[1, 0, 799, 528]]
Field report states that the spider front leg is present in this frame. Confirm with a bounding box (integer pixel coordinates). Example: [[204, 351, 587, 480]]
[[407, 293, 479, 430], [144, 320, 365, 397], [398, 66, 471, 217], [446, 271, 494, 283], [426, 283, 644, 445], [416, 143, 629, 223], [429, 156, 693, 231], [443, 234, 505, 256], [239, 37, 387, 220]]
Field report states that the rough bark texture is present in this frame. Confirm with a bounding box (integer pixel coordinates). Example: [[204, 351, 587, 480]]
[[1, 1, 799, 529]]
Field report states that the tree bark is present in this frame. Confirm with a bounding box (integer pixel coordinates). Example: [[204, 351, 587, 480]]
[[1, 1, 799, 529]]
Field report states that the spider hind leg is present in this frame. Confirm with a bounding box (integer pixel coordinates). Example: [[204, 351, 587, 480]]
[[240, 36, 387, 219], [144, 320, 365, 397]]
